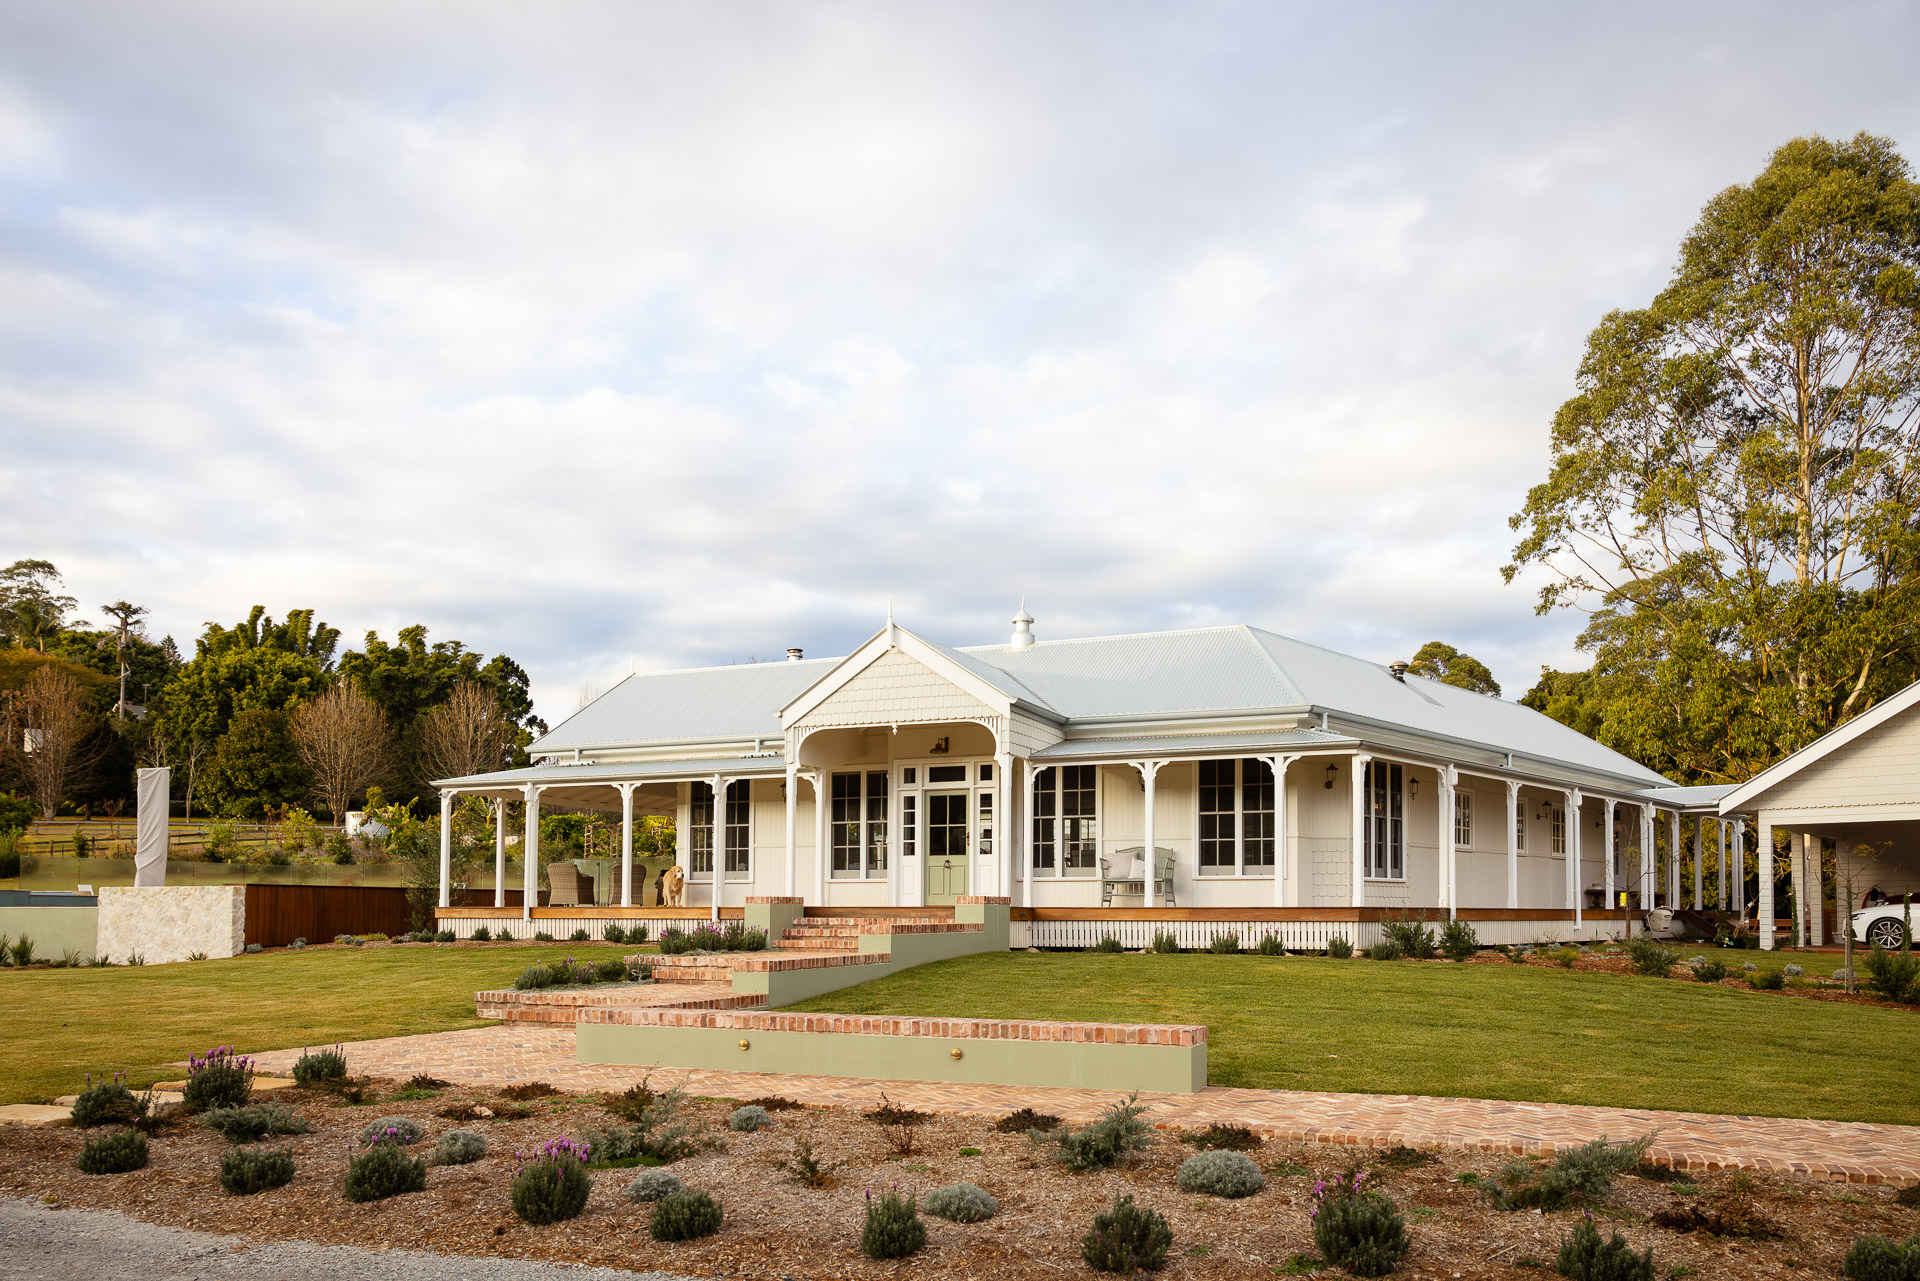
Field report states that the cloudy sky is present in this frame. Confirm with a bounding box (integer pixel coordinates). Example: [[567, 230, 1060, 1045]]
[[3, 1, 1917, 725]]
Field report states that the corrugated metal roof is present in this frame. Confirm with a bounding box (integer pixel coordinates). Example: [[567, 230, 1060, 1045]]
[[528, 660, 835, 754], [1633, 784, 1740, 807], [1032, 727, 1352, 760], [524, 623, 1673, 787], [436, 755, 789, 789]]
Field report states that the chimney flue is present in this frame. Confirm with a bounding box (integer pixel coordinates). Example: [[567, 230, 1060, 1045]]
[[1388, 660, 1408, 683], [786, 647, 803, 662], [1010, 604, 1035, 649]]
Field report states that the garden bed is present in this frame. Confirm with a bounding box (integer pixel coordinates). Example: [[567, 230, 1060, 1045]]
[[1, 1075, 1914, 1279]]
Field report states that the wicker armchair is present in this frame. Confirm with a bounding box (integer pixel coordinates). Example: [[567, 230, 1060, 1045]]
[[547, 862, 596, 907]]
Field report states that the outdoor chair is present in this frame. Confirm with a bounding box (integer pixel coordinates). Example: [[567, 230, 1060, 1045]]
[[547, 862, 596, 907], [1100, 846, 1177, 907]]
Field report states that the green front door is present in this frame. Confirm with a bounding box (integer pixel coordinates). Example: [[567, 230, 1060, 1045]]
[[924, 790, 970, 904]]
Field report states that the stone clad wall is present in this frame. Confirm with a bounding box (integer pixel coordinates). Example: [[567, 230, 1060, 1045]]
[[97, 886, 246, 964]]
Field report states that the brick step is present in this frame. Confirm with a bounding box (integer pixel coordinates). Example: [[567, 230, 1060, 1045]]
[[772, 936, 857, 951]]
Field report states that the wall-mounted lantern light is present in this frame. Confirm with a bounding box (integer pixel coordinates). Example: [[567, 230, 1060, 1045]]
[[1409, 777, 1421, 800], [1324, 761, 1339, 790]]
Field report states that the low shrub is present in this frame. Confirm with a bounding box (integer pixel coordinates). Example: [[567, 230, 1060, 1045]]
[[1900, 1185, 1920, 1209], [533, 930, 554, 941], [434, 929, 454, 942], [866, 1096, 931, 1157], [728, 1105, 771, 1132], [1507, 946, 1532, 963], [1327, 935, 1354, 958], [511, 1137, 592, 1225], [1367, 939, 1404, 962], [1554, 947, 1580, 968], [1485, 1134, 1656, 1211], [1375, 1145, 1436, 1169], [1091, 935, 1124, 954], [1311, 1169, 1408, 1277], [1182, 1123, 1260, 1151], [436, 1129, 486, 1165], [595, 957, 628, 981], [77, 1129, 149, 1175], [786, 1134, 839, 1187], [344, 1140, 428, 1202], [626, 1168, 684, 1202], [602, 923, 627, 944], [1625, 937, 1679, 978], [1176, 1149, 1265, 1198], [1208, 933, 1242, 955], [1440, 918, 1479, 962], [200, 1103, 309, 1143], [1381, 914, 1437, 959], [291, 1044, 348, 1086], [1556, 1215, 1655, 1281], [747, 1094, 804, 1111], [470, 926, 492, 942], [1692, 959, 1731, 984], [994, 1107, 1062, 1134], [514, 963, 555, 991], [924, 1180, 999, 1222], [357, 1116, 424, 1146], [1150, 931, 1179, 953], [1081, 1194, 1172, 1273], [1051, 1093, 1153, 1171], [182, 1047, 254, 1113], [657, 926, 695, 955], [650, 1188, 723, 1241], [1257, 933, 1286, 956], [1749, 969, 1786, 991], [586, 1077, 708, 1163], [1862, 945, 1920, 1003], [1843, 1232, 1920, 1280], [220, 1146, 295, 1195], [501, 1081, 561, 1101], [569, 928, 591, 942], [71, 1077, 144, 1128], [862, 1187, 927, 1259]]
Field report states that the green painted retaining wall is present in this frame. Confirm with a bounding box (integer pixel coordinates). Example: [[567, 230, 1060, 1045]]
[[0, 906, 99, 958], [575, 1019, 1206, 1093]]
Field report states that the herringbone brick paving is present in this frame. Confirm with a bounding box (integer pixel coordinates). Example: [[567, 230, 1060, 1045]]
[[243, 1025, 1920, 1186]]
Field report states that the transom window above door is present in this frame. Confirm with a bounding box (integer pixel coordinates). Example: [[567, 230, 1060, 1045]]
[[1197, 758, 1275, 875]]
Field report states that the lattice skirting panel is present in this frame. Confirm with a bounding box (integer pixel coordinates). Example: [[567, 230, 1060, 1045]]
[[1021, 918, 1383, 952]]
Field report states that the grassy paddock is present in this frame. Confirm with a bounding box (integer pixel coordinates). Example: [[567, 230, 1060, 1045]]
[[0, 944, 637, 1104], [786, 952, 1920, 1125]]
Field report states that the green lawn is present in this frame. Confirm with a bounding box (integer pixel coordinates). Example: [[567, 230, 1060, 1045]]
[[786, 952, 1920, 1125], [0, 944, 636, 1105]]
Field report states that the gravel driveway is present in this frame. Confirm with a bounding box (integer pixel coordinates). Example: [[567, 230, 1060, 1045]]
[[0, 1197, 697, 1281]]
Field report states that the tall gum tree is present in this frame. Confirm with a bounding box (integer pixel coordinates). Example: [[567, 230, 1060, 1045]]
[[1507, 133, 1920, 781]]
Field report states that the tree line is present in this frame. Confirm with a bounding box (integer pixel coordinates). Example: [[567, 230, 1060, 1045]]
[[0, 561, 548, 825]]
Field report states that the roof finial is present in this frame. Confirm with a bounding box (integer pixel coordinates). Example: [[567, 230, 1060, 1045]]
[[1010, 600, 1035, 648], [887, 597, 894, 626]]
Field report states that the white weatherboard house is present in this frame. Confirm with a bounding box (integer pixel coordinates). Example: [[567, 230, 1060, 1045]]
[[433, 613, 1728, 948]]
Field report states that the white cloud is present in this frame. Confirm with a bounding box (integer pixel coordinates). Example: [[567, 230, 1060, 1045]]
[[1, 1, 1917, 722]]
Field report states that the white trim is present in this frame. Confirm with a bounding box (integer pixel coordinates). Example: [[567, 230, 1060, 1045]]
[[1719, 677, 1920, 813], [779, 624, 1017, 728]]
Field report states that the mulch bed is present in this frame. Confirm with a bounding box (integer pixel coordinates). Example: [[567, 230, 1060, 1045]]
[[2, 1077, 1915, 1279]]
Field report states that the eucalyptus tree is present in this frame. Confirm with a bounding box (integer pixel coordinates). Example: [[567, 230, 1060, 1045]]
[[1507, 133, 1920, 781]]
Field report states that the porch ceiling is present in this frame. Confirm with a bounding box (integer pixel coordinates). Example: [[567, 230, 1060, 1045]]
[[431, 754, 790, 810]]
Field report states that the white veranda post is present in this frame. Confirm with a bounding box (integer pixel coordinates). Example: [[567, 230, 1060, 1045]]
[[1351, 755, 1371, 909], [1717, 821, 1729, 912], [996, 750, 1012, 899], [1566, 789, 1583, 931], [709, 775, 728, 923], [1693, 815, 1705, 910], [784, 761, 799, 899], [522, 784, 542, 926], [1261, 755, 1297, 908], [1758, 816, 1775, 950], [617, 783, 636, 908], [1602, 798, 1615, 915], [1639, 806, 1655, 914], [1440, 766, 1458, 919], [1667, 810, 1681, 909], [493, 798, 507, 908], [1021, 764, 1038, 910], [1732, 818, 1747, 917], [1505, 781, 1521, 910], [437, 790, 454, 910], [1137, 761, 1167, 908]]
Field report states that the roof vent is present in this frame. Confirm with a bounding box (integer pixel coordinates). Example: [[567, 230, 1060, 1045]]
[[786, 647, 803, 662], [1010, 604, 1035, 649], [1388, 660, 1408, 683]]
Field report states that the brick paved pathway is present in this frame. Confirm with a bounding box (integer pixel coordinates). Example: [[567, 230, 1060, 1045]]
[[246, 1027, 1920, 1186]]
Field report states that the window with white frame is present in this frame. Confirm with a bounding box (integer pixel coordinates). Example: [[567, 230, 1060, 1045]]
[[1550, 806, 1566, 855], [1515, 800, 1527, 853], [1197, 758, 1276, 874], [689, 781, 749, 877], [831, 771, 888, 879], [1364, 761, 1404, 880], [1453, 790, 1473, 848], [1031, 765, 1097, 875]]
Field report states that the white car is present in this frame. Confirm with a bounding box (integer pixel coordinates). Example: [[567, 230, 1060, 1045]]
[[1851, 903, 1914, 951]]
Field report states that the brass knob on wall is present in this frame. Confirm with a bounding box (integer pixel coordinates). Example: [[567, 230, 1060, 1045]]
[[738, 1039, 751, 1051], [950, 1048, 963, 1060]]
